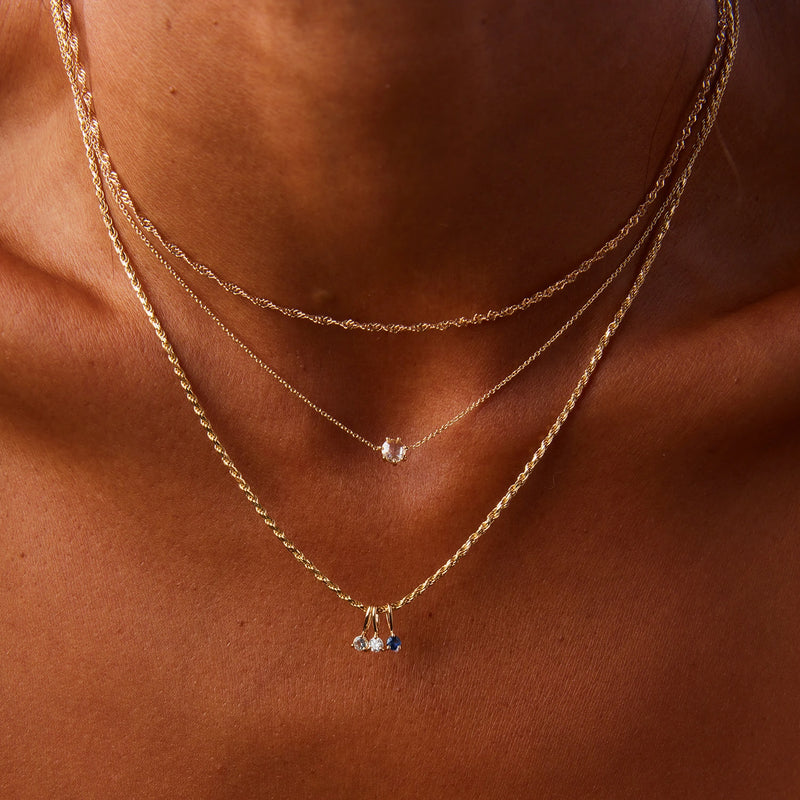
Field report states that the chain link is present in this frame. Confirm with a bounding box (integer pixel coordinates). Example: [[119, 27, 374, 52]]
[[50, 0, 738, 613]]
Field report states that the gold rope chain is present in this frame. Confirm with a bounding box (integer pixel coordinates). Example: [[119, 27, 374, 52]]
[[81, 8, 728, 333], [51, 0, 738, 623]]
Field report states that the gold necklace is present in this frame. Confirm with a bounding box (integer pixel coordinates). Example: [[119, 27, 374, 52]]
[[112, 175, 667, 462], [68, 14, 720, 463], [65, 0, 729, 463], [79, 10, 727, 334], [51, 0, 738, 651]]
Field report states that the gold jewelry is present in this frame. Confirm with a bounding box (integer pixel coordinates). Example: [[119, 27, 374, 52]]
[[384, 606, 401, 652], [59, 0, 729, 463], [353, 607, 384, 653], [81, 11, 727, 334], [115, 179, 667, 462], [51, 0, 738, 649], [86, 81, 668, 462]]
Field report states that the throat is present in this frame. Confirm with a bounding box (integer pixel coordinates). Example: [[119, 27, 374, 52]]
[[77, 0, 717, 321]]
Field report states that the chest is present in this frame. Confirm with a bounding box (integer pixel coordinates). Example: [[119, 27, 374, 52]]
[[2, 397, 796, 799], [3, 288, 799, 797]]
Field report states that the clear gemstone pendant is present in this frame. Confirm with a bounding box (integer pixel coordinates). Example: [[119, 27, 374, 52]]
[[381, 438, 407, 464]]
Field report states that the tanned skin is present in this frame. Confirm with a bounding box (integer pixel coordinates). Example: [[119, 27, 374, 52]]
[[1, 2, 798, 797]]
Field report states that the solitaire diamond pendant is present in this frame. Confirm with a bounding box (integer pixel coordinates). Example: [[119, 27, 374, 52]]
[[381, 438, 407, 464], [352, 606, 402, 653]]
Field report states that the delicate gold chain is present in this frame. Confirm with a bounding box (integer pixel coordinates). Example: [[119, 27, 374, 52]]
[[50, 0, 738, 613], [80, 8, 728, 334], [112, 172, 667, 454]]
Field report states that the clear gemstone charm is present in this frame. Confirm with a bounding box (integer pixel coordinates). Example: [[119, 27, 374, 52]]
[[381, 438, 407, 464], [352, 635, 369, 652], [368, 636, 385, 652]]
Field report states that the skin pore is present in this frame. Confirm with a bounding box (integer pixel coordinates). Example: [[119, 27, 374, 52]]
[[1, 1, 799, 798]]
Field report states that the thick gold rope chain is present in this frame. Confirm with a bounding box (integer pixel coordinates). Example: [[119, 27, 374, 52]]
[[50, 0, 738, 616]]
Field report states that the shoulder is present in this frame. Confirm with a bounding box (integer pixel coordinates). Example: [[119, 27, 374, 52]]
[[0, 0, 145, 403], [598, 0, 800, 530]]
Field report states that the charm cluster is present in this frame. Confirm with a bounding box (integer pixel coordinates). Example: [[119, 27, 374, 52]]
[[353, 606, 401, 652]]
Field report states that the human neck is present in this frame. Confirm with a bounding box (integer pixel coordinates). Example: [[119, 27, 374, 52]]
[[76, 0, 716, 322]]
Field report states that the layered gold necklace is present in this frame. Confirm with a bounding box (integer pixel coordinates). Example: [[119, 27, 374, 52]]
[[73, 9, 729, 464], [50, 0, 739, 652]]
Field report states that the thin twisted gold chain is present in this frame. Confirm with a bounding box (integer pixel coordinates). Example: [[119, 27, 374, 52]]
[[50, 0, 738, 613], [83, 8, 727, 334]]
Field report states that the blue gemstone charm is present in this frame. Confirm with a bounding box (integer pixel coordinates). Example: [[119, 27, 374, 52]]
[[386, 635, 402, 652]]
